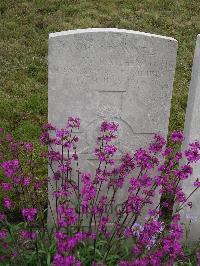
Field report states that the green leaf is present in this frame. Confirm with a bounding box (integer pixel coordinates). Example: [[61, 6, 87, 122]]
[[47, 252, 51, 265]]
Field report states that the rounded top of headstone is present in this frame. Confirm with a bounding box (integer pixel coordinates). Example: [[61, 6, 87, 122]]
[[49, 28, 177, 43]]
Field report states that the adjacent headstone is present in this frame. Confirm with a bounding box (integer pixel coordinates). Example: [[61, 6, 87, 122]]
[[48, 28, 178, 225], [181, 34, 200, 242]]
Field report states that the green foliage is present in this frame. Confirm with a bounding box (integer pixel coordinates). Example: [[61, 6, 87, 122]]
[[1, 222, 199, 265], [0, 221, 56, 266]]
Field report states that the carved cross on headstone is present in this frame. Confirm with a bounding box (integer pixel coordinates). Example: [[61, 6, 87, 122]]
[[48, 28, 178, 226]]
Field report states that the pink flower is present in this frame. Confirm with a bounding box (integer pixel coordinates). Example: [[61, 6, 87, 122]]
[[42, 123, 56, 131], [20, 230, 36, 240], [1, 159, 19, 178], [12, 252, 18, 258], [185, 141, 200, 162], [23, 177, 31, 187], [104, 144, 117, 156], [22, 208, 37, 222], [53, 184, 71, 198], [53, 254, 81, 266], [1, 182, 13, 191], [0, 229, 8, 239], [174, 164, 193, 180], [162, 147, 173, 157], [0, 255, 6, 262], [149, 134, 166, 153], [98, 216, 109, 233], [53, 171, 62, 181], [56, 232, 87, 252], [39, 131, 54, 145], [72, 153, 78, 161], [67, 117, 80, 129], [5, 133, 12, 141], [170, 131, 184, 143], [0, 212, 6, 221], [194, 181, 200, 187], [81, 172, 96, 213], [24, 142, 34, 152], [57, 204, 78, 227], [124, 227, 133, 238], [100, 121, 119, 133], [56, 128, 69, 139], [3, 197, 12, 209], [134, 148, 156, 170], [173, 151, 183, 162]]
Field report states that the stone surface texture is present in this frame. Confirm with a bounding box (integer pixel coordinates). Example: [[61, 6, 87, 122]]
[[182, 34, 200, 242], [48, 28, 178, 224]]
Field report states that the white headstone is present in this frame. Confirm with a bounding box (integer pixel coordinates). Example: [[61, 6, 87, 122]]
[[181, 34, 200, 242], [48, 28, 178, 225]]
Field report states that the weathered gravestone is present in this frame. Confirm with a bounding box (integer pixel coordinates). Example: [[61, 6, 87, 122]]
[[48, 28, 178, 225], [181, 34, 200, 242]]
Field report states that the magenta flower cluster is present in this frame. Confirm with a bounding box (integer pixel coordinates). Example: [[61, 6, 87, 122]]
[[0, 118, 200, 265], [22, 208, 37, 222]]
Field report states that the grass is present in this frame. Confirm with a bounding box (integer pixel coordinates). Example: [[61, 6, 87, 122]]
[[0, 0, 200, 153]]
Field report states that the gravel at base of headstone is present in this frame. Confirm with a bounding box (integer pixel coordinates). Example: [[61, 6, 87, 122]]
[[48, 28, 178, 226]]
